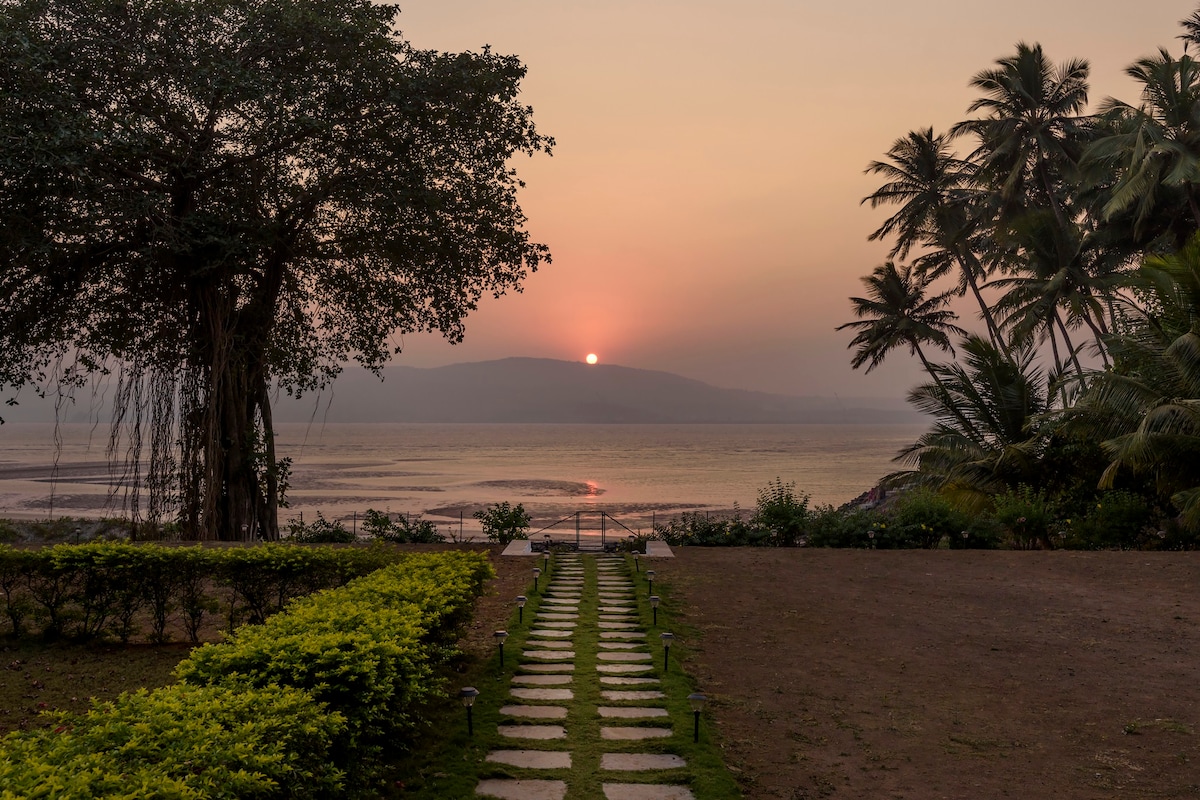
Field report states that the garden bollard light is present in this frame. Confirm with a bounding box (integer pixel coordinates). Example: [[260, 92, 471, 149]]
[[633, 553, 640, 573], [459, 687, 479, 736], [647, 569, 655, 595], [533, 567, 541, 592], [868, 530, 875, 549], [516, 595, 526, 624], [688, 692, 707, 742], [661, 631, 674, 671], [494, 630, 508, 668], [650, 595, 660, 626]]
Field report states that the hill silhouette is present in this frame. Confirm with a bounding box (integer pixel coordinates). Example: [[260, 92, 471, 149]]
[[272, 358, 922, 424]]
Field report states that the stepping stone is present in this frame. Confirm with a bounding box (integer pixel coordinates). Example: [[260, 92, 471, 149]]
[[536, 621, 577, 629], [476, 779, 567, 800], [599, 642, 642, 650], [597, 652, 652, 662], [523, 650, 576, 660], [600, 676, 660, 686], [511, 688, 574, 701], [530, 629, 573, 638], [526, 640, 574, 650], [600, 631, 645, 639], [512, 674, 573, 685], [598, 706, 669, 718], [598, 622, 638, 629], [498, 725, 567, 740], [500, 704, 568, 720], [599, 613, 635, 620], [600, 726, 672, 740], [601, 690, 666, 701], [598, 594, 632, 601], [544, 599, 579, 607], [487, 750, 573, 769], [520, 663, 575, 673], [600, 753, 686, 771], [597, 664, 654, 674], [602, 783, 694, 799], [537, 613, 578, 620]]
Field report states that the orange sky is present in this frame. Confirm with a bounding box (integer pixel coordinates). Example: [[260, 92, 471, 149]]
[[383, 0, 1191, 399]]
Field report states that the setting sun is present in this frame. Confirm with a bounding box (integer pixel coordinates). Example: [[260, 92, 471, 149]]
[[585, 353, 598, 365]]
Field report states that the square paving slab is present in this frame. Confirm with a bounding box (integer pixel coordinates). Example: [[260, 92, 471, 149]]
[[598, 706, 669, 718], [512, 674, 573, 685], [476, 779, 567, 800], [486, 750, 572, 770], [601, 690, 666, 700], [523, 650, 576, 660], [498, 724, 567, 740], [597, 652, 652, 662], [499, 704, 568, 720], [520, 663, 575, 673], [525, 639, 574, 650], [599, 676, 660, 686], [600, 753, 687, 771], [602, 783, 693, 799], [510, 688, 574, 701], [599, 726, 672, 740]]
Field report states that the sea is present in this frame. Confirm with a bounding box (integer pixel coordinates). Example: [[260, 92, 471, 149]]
[[0, 423, 927, 537]]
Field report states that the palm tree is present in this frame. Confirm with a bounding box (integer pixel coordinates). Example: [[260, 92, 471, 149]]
[[893, 335, 1048, 509], [1085, 49, 1200, 244], [837, 261, 966, 379], [1057, 238, 1200, 530], [953, 42, 1091, 230], [862, 128, 1006, 350]]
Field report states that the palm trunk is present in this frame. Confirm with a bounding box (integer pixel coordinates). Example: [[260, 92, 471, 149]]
[[914, 345, 980, 444]]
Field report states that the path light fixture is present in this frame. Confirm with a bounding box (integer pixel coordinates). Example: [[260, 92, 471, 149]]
[[961, 531, 968, 547], [633, 553, 640, 573], [494, 630, 508, 668], [544, 533, 552, 552], [543, 550, 550, 572], [650, 595, 660, 626], [660, 631, 674, 671], [688, 692, 707, 742], [459, 687, 479, 736], [646, 569, 656, 595], [516, 595, 527, 624], [532, 567, 541, 593], [867, 530, 875, 549]]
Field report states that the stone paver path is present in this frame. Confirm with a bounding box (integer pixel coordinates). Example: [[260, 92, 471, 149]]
[[476, 553, 697, 800]]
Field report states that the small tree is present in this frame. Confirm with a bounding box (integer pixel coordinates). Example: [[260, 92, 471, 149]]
[[752, 479, 810, 547], [474, 502, 531, 544]]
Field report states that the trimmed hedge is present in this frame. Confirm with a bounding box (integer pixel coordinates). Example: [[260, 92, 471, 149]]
[[0, 542, 402, 642], [0, 551, 494, 798]]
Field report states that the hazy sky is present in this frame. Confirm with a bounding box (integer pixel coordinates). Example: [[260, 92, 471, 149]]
[[381, 0, 1192, 399]]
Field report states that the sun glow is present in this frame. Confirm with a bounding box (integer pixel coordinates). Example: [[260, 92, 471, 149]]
[[585, 353, 598, 365]]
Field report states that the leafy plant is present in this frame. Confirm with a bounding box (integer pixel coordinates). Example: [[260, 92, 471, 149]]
[[473, 502, 532, 544], [752, 479, 811, 547]]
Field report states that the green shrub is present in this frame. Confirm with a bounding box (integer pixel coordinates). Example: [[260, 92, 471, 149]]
[[805, 505, 882, 548], [886, 489, 971, 549], [474, 502, 531, 544], [285, 513, 356, 543], [992, 485, 1060, 549], [651, 510, 770, 547], [362, 509, 445, 543], [1066, 491, 1154, 549], [0, 683, 345, 799], [752, 479, 811, 547]]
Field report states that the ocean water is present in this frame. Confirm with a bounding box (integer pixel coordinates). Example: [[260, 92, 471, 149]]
[[0, 423, 927, 535]]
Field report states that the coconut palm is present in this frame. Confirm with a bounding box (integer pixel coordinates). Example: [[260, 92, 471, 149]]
[[1058, 238, 1200, 530], [892, 335, 1048, 508], [837, 261, 965, 379], [1085, 49, 1200, 243], [953, 42, 1091, 229], [862, 128, 1006, 349]]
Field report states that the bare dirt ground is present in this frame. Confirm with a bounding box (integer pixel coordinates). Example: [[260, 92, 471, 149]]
[[647, 548, 1200, 799]]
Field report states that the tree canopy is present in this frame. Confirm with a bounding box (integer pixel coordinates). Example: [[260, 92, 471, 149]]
[[0, 0, 552, 539]]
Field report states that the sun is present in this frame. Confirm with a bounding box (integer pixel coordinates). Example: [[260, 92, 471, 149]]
[[585, 353, 598, 365]]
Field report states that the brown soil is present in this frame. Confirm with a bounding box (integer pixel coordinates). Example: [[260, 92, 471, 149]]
[[649, 548, 1200, 799]]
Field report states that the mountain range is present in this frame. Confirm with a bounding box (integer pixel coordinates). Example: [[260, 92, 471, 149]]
[[271, 358, 922, 424], [1, 358, 922, 424]]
